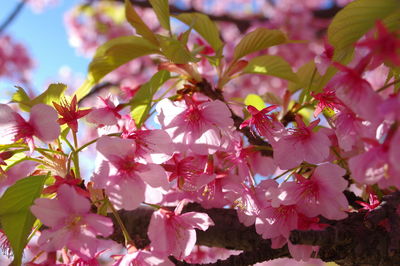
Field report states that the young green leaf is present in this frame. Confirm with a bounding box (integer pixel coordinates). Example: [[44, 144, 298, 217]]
[[243, 55, 299, 83], [130, 70, 170, 127], [158, 35, 197, 64], [0, 175, 47, 265], [233, 28, 287, 60], [174, 12, 223, 52], [328, 0, 400, 51], [12, 83, 67, 112], [149, 0, 170, 32], [12, 86, 31, 112], [244, 94, 266, 111], [76, 36, 160, 101], [125, 0, 159, 45]]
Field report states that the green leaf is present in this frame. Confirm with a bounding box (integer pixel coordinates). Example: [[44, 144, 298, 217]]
[[130, 70, 170, 127], [12, 87, 31, 112], [0, 175, 46, 265], [328, 0, 400, 51], [76, 36, 160, 101], [32, 83, 67, 106], [233, 28, 287, 60], [243, 55, 299, 82], [158, 35, 197, 63], [125, 0, 159, 45], [149, 0, 170, 31], [244, 94, 266, 111], [12, 84, 66, 111], [174, 12, 223, 52], [288, 61, 318, 93]]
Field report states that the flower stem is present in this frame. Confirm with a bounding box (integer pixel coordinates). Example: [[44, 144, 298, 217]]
[[72, 131, 81, 179], [107, 198, 132, 246]]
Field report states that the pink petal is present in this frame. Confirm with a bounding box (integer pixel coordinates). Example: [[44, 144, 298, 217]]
[[179, 212, 214, 231], [201, 100, 233, 128], [106, 177, 145, 210], [85, 213, 114, 237], [57, 184, 91, 214], [86, 108, 118, 126], [29, 104, 60, 142], [96, 136, 135, 161], [137, 163, 169, 189], [31, 198, 66, 227]]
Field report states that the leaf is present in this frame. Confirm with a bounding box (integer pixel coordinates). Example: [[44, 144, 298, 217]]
[[130, 70, 170, 127], [243, 55, 299, 82], [125, 0, 159, 45], [32, 83, 67, 106], [233, 28, 287, 60], [0, 175, 46, 265], [244, 94, 266, 111], [328, 0, 400, 50], [76, 36, 160, 101], [288, 61, 318, 93], [12, 84, 66, 111], [12, 87, 31, 112], [158, 35, 197, 64], [149, 0, 170, 31], [174, 12, 223, 52]]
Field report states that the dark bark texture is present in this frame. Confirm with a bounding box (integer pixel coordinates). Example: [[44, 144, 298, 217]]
[[110, 191, 400, 266]]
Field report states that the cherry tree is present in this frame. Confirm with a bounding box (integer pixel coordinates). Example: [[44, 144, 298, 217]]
[[1, 0, 400, 265]]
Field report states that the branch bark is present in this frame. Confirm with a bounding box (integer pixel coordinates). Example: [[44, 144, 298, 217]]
[[0, 1, 26, 36], [109, 192, 400, 266]]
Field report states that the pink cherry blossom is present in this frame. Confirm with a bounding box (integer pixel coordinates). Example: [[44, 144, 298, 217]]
[[0, 104, 60, 152], [155, 96, 233, 155], [272, 116, 331, 170], [240, 105, 285, 143], [92, 136, 169, 210], [148, 201, 214, 259], [278, 163, 348, 220], [0, 161, 37, 190], [165, 154, 215, 191], [122, 119, 174, 164], [30, 184, 114, 260], [86, 95, 122, 126], [255, 204, 299, 239], [113, 248, 173, 266], [330, 60, 383, 122], [349, 139, 400, 189]]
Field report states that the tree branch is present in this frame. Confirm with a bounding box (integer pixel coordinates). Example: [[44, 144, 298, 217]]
[[109, 192, 400, 265], [89, 0, 341, 33], [0, 0, 26, 36]]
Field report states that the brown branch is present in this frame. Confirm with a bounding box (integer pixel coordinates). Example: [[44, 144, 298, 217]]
[[109, 191, 400, 266], [0, 1, 26, 35], [89, 0, 341, 33]]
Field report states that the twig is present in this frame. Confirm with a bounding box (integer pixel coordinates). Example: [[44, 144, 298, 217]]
[[0, 1, 26, 36]]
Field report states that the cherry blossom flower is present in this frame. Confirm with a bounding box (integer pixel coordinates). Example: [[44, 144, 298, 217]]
[[0, 161, 37, 190], [357, 21, 400, 68], [148, 201, 214, 259], [30, 184, 114, 260], [272, 116, 331, 170], [311, 89, 342, 117], [113, 247, 173, 266], [155, 96, 233, 155], [278, 163, 348, 220], [53, 95, 91, 132], [92, 136, 169, 210], [86, 95, 122, 127], [240, 105, 285, 143], [330, 60, 383, 122], [122, 118, 174, 164], [0, 104, 60, 152]]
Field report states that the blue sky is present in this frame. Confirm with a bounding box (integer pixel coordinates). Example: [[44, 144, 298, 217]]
[[0, 0, 90, 98]]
